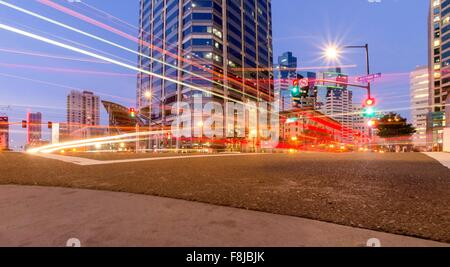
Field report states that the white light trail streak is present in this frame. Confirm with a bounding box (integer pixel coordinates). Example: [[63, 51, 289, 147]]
[[0, 1, 261, 101]]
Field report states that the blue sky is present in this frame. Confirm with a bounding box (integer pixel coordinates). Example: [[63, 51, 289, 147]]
[[0, 0, 428, 149]]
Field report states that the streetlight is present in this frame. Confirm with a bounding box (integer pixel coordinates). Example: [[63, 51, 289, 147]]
[[325, 43, 374, 142], [325, 46, 340, 61], [324, 43, 371, 96]]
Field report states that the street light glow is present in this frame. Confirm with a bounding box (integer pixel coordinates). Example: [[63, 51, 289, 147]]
[[325, 46, 340, 60]]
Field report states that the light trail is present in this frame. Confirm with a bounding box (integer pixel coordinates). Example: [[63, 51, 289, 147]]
[[0, 23, 276, 113], [38, 138, 140, 154], [77, 1, 138, 33], [234, 64, 358, 72], [0, 1, 265, 102], [1, 15, 138, 66], [69, 0, 232, 69], [36, 0, 273, 99], [27, 129, 170, 154], [0, 47, 107, 63], [0, 72, 135, 103], [0, 62, 136, 77]]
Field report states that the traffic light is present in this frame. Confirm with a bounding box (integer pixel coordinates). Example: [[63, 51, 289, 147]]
[[129, 108, 136, 118], [365, 97, 376, 107], [362, 97, 377, 118], [363, 107, 376, 118], [291, 78, 309, 98], [22, 120, 27, 128], [291, 80, 300, 97], [48, 121, 53, 129]]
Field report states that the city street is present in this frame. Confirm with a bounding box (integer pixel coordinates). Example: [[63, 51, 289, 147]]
[[0, 152, 449, 245]]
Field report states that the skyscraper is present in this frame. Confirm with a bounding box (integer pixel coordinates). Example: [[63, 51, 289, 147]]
[[67, 90, 100, 139], [0, 115, 8, 150], [274, 52, 298, 112], [277, 52, 297, 79], [317, 68, 353, 143], [410, 66, 430, 149], [27, 112, 42, 146], [428, 0, 448, 151], [137, 0, 274, 144], [352, 104, 369, 144]]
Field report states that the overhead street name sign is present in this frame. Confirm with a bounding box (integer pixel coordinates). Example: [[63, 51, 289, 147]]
[[356, 73, 382, 83]]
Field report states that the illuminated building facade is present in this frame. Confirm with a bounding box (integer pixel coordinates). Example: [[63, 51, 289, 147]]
[[410, 66, 430, 149], [317, 68, 353, 143], [279, 109, 344, 149], [27, 112, 42, 146], [67, 90, 100, 139]]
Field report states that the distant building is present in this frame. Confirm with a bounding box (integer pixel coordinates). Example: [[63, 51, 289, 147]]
[[410, 66, 430, 149], [279, 109, 343, 148], [27, 112, 42, 146], [277, 52, 298, 79], [102, 100, 144, 134], [274, 52, 317, 112], [317, 68, 353, 143], [51, 123, 69, 144], [67, 90, 100, 139], [274, 52, 298, 112], [352, 104, 370, 144], [0, 115, 8, 150]]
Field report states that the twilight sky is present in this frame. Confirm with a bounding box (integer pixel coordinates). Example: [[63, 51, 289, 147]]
[[0, 0, 428, 149]]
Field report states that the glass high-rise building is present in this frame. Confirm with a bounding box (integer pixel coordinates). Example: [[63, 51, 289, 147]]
[[428, 0, 448, 151], [137, 0, 274, 137], [276, 51, 297, 79]]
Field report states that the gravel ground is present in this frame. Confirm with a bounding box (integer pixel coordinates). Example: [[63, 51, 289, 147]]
[[0, 152, 449, 243]]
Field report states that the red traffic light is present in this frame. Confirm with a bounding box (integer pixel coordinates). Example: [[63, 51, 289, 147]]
[[364, 98, 376, 107], [292, 79, 299, 87], [48, 122, 53, 129], [22, 120, 27, 129]]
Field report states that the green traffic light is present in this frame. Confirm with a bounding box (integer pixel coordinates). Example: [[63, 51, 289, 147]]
[[291, 87, 300, 97], [363, 107, 376, 118]]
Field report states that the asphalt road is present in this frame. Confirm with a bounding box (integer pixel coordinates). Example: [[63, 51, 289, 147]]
[[0, 152, 449, 243]]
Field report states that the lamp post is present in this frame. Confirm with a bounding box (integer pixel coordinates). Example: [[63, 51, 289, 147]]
[[325, 43, 374, 141], [325, 44, 371, 97]]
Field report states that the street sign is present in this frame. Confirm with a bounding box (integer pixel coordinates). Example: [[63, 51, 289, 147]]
[[356, 73, 381, 83], [299, 78, 309, 88]]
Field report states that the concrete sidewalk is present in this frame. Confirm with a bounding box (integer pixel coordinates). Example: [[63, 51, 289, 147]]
[[0, 185, 447, 247], [424, 152, 450, 169]]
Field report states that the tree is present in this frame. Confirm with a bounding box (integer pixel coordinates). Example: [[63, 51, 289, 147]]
[[376, 112, 416, 138]]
